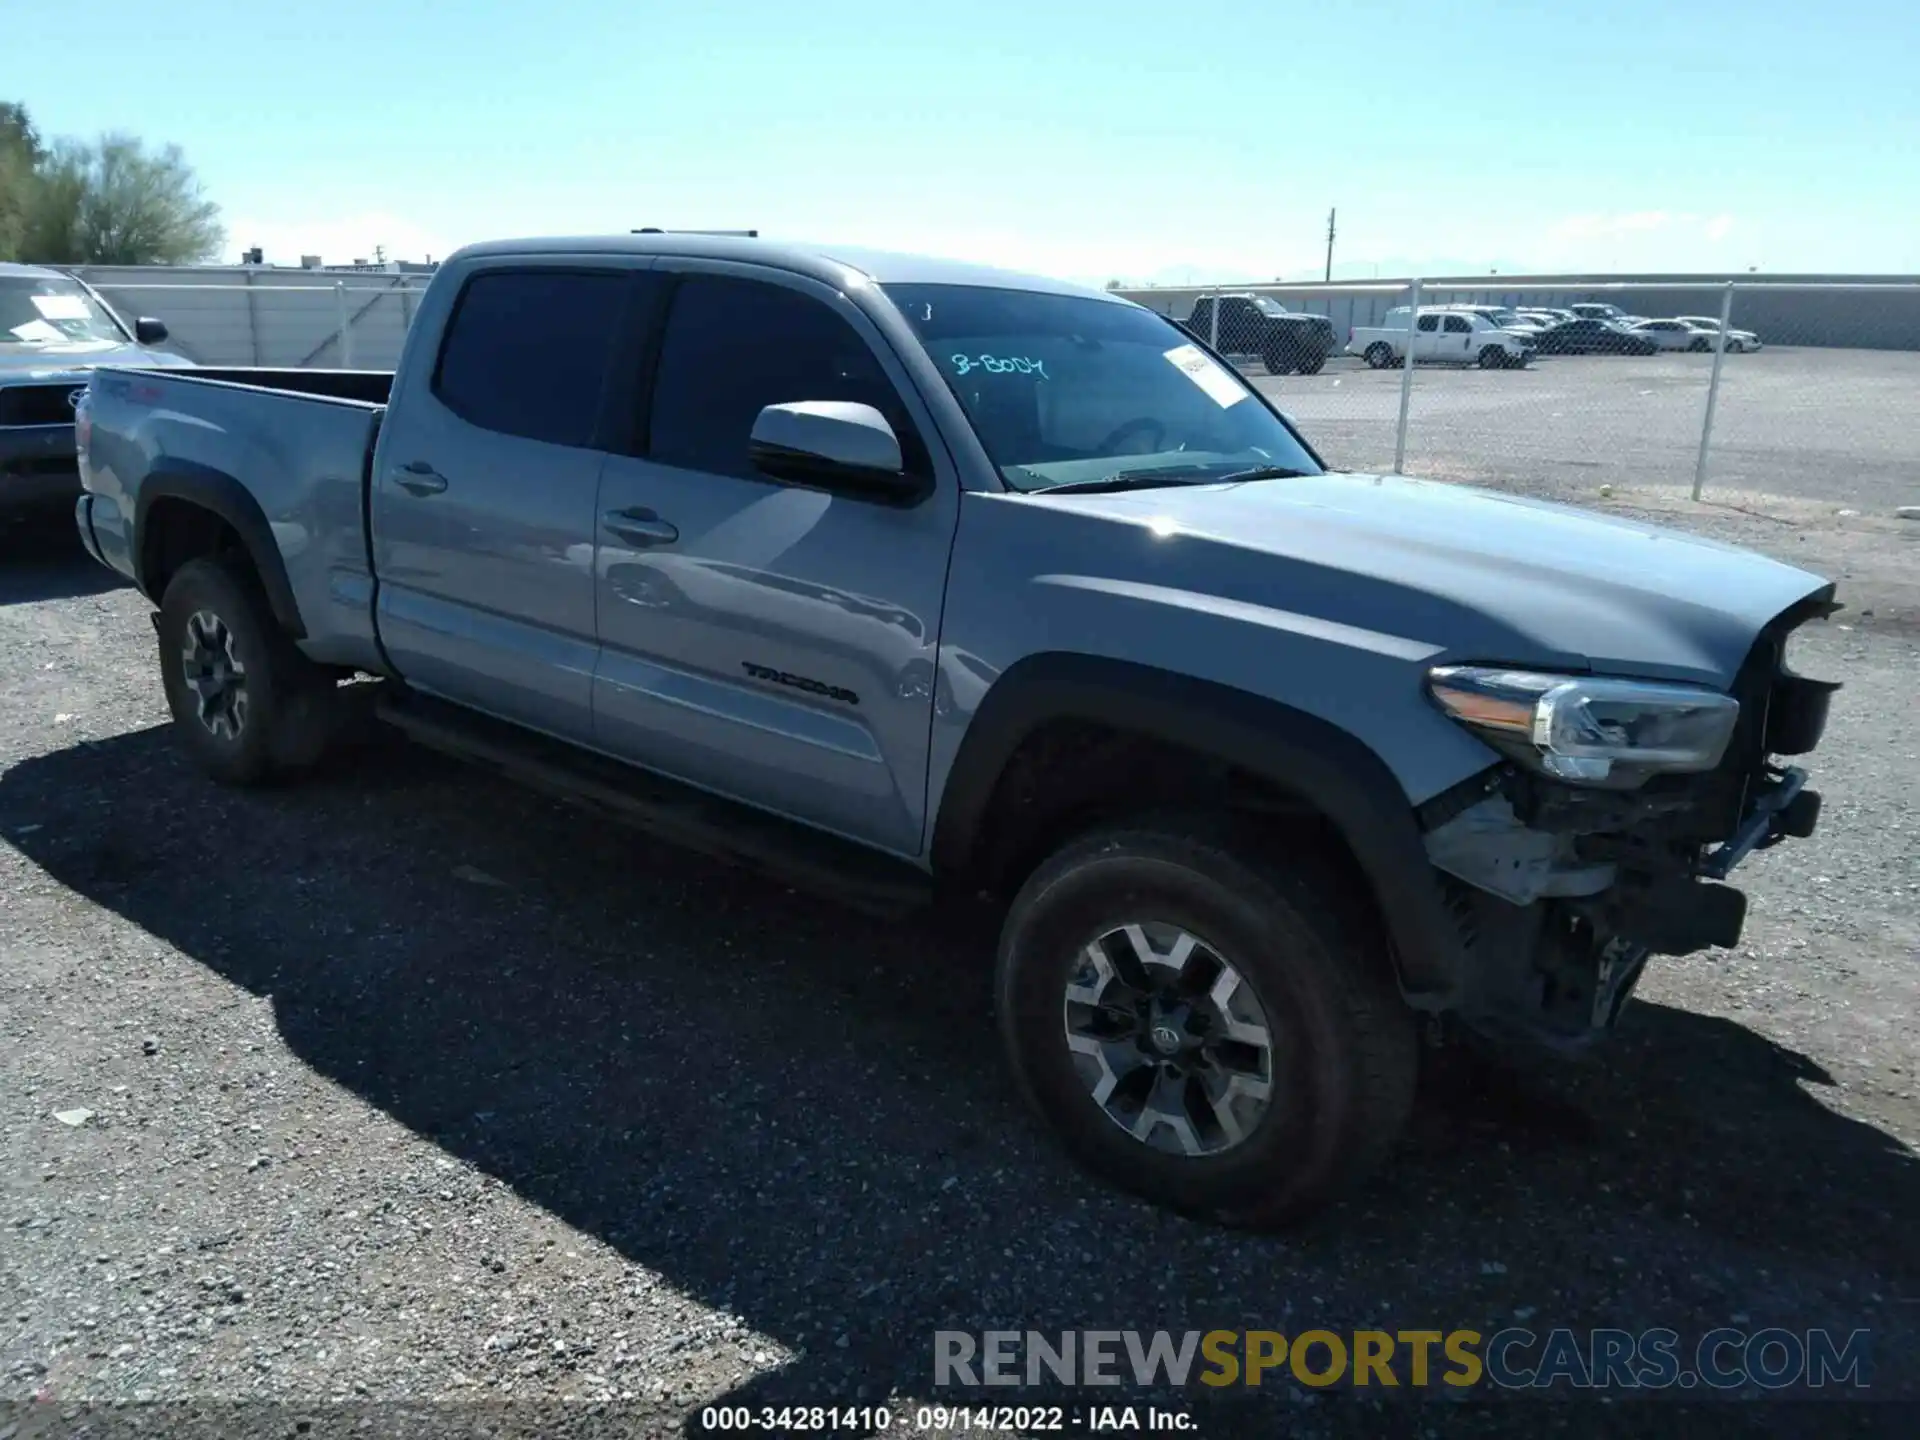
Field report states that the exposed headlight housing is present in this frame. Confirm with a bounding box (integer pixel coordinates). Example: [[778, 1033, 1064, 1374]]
[[1428, 666, 1740, 788]]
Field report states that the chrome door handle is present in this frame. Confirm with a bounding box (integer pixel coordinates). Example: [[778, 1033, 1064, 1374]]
[[393, 460, 448, 496], [603, 507, 678, 547]]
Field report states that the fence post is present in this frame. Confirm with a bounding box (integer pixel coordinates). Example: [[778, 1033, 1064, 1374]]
[[334, 281, 354, 369], [1691, 281, 1736, 500], [242, 268, 262, 365], [1208, 284, 1220, 351], [1392, 278, 1423, 474]]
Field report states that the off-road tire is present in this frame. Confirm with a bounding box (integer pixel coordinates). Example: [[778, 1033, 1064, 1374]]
[[156, 558, 337, 786], [995, 819, 1417, 1227]]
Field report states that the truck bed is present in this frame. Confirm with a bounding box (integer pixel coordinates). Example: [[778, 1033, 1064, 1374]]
[[78, 365, 395, 672], [134, 366, 396, 406]]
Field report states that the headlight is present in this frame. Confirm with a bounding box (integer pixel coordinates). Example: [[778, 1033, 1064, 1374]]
[[1427, 666, 1740, 788]]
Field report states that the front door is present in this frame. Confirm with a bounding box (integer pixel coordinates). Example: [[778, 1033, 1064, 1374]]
[[1412, 312, 1443, 361], [1442, 313, 1476, 361], [591, 267, 961, 855], [371, 262, 635, 739]]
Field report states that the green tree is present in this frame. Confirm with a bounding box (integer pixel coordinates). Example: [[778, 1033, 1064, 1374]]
[[0, 102, 44, 261], [20, 132, 224, 265]]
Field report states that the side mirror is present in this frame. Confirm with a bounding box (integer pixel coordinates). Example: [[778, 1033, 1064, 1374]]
[[749, 402, 920, 500], [134, 317, 170, 345]]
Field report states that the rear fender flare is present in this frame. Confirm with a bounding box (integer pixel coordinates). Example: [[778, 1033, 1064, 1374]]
[[134, 460, 306, 639]]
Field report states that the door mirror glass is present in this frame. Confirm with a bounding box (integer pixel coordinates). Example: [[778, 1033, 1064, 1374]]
[[749, 401, 917, 498], [134, 316, 170, 345]]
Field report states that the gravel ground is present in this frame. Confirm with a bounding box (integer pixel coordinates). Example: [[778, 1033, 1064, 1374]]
[[2, 485, 1916, 1438]]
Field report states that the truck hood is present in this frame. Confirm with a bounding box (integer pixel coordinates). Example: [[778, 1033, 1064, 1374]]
[[0, 339, 192, 378], [1036, 472, 1831, 687]]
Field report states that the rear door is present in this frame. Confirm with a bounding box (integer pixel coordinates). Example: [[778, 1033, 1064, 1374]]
[[590, 266, 960, 855], [370, 261, 635, 739]]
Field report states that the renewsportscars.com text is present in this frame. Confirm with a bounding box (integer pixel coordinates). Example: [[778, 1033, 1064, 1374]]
[[933, 1327, 1872, 1391]]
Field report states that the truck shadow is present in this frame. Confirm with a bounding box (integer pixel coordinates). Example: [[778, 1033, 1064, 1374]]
[[2, 726, 1914, 1427], [0, 510, 126, 605]]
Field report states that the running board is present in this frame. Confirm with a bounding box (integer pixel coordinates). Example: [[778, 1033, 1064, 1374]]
[[374, 690, 933, 918]]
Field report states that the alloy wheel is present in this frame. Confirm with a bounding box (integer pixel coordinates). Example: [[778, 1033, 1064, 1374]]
[[1063, 921, 1275, 1157], [180, 609, 250, 740]]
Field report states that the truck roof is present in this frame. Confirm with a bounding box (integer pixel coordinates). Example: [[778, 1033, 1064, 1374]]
[[0, 261, 69, 280], [448, 233, 1123, 302]]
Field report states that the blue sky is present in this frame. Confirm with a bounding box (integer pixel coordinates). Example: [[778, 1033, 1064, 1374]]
[[14, 0, 1916, 282]]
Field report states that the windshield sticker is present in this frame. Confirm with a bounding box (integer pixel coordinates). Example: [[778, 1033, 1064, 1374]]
[[30, 294, 91, 321], [1164, 343, 1246, 408], [949, 353, 1048, 378], [9, 319, 65, 344]]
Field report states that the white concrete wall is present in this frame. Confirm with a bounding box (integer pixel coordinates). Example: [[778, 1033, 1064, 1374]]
[[69, 265, 430, 369]]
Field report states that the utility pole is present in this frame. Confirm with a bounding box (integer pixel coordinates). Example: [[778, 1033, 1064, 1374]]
[[1324, 207, 1337, 282]]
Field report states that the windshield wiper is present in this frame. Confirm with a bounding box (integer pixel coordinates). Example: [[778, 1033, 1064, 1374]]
[[1212, 465, 1316, 483], [1036, 468, 1215, 495], [1035, 463, 1317, 497]]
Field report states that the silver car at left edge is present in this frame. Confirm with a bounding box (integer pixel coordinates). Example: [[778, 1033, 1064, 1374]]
[[2, 262, 192, 513]]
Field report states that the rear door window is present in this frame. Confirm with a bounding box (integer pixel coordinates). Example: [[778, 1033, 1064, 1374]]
[[432, 269, 629, 447]]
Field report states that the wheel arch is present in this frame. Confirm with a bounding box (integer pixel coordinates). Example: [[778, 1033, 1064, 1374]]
[[135, 461, 306, 639], [930, 653, 1471, 1007]]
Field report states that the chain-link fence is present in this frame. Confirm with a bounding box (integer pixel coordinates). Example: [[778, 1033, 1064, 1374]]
[[1126, 280, 1920, 512]]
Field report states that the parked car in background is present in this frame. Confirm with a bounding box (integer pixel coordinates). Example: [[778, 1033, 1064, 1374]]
[[1529, 318, 1659, 356], [1183, 293, 1337, 374], [1348, 307, 1532, 368], [1629, 319, 1716, 352], [1442, 304, 1546, 335], [71, 230, 1838, 1226], [3, 263, 193, 513], [1521, 308, 1577, 326], [1676, 316, 1764, 352], [1570, 302, 1647, 326]]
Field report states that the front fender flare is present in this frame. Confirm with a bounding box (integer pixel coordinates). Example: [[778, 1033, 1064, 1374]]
[[931, 653, 1469, 1007]]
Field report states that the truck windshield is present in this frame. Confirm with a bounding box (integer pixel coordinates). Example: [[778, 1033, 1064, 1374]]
[[0, 276, 128, 346], [884, 283, 1321, 493]]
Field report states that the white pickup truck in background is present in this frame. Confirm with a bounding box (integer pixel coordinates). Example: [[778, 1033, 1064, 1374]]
[[1347, 307, 1533, 370]]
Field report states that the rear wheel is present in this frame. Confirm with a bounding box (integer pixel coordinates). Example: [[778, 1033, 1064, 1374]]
[[995, 821, 1417, 1227], [1363, 343, 1393, 369], [1295, 356, 1326, 375], [156, 558, 338, 786]]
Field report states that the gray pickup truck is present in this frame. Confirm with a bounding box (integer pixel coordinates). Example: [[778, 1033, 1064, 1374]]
[[73, 233, 1837, 1225], [2, 263, 188, 510]]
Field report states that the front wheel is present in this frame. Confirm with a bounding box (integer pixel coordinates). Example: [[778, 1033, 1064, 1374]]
[[995, 822, 1417, 1227], [1478, 346, 1507, 369], [157, 558, 338, 786]]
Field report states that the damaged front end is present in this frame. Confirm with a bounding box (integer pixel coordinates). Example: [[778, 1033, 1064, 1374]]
[[1417, 590, 1839, 1052]]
